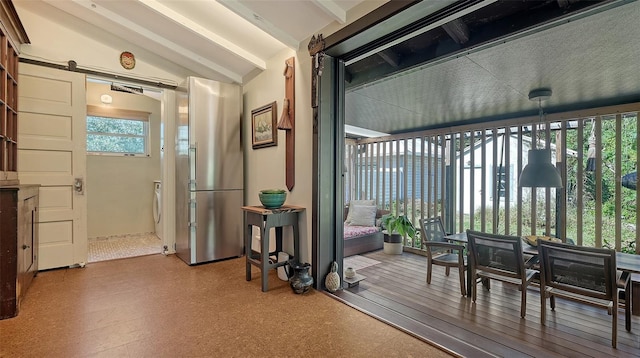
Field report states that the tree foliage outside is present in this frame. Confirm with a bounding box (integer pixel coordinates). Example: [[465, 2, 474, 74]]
[[368, 114, 638, 254], [563, 114, 637, 253], [463, 114, 637, 253], [86, 116, 147, 154]]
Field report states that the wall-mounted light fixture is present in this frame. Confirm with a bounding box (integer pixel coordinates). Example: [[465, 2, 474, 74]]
[[100, 94, 113, 104]]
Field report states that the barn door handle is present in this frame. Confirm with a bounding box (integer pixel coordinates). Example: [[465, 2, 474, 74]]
[[74, 178, 84, 194]]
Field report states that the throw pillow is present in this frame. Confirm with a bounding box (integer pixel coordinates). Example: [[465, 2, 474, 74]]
[[348, 205, 377, 227], [345, 199, 375, 224]]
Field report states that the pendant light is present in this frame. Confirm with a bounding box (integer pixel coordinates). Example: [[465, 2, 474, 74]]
[[518, 89, 563, 188]]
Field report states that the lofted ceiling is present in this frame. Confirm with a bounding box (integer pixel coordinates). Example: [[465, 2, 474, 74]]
[[11, 0, 640, 136], [13, 0, 376, 84]]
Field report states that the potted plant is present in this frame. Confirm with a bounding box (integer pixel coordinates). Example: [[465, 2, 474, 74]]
[[380, 213, 417, 254]]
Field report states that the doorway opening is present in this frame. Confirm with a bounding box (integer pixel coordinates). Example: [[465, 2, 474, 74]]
[[85, 77, 164, 262]]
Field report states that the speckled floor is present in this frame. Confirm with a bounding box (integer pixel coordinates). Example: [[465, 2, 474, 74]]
[[0, 254, 453, 358], [88, 233, 162, 263]]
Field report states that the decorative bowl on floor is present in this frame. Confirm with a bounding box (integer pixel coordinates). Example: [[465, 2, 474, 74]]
[[344, 267, 356, 279], [259, 189, 286, 209]]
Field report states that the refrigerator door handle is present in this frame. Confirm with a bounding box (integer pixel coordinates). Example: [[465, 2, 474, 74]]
[[189, 142, 197, 190], [189, 199, 197, 227]]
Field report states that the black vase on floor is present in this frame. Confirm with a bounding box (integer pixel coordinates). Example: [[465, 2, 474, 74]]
[[288, 260, 313, 294]]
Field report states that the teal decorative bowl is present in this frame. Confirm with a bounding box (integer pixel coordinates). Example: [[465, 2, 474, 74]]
[[259, 189, 286, 209]]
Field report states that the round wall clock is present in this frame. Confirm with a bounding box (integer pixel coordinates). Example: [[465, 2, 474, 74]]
[[120, 51, 136, 70]]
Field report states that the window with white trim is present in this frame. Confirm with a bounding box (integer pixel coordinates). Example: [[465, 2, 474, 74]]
[[86, 105, 150, 156]]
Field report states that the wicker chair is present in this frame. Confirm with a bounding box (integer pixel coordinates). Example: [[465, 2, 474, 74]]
[[537, 240, 631, 348], [420, 217, 466, 296], [466, 230, 537, 318]]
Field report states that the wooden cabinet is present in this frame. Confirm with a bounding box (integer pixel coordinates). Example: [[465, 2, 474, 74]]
[[0, 28, 19, 184], [0, 0, 29, 186], [0, 185, 38, 319], [0, 1, 34, 320]]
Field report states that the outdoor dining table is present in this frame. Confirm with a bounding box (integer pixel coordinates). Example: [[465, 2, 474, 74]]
[[444, 232, 640, 304]]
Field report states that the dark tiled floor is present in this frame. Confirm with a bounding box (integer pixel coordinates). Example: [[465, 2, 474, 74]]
[[0, 254, 452, 358]]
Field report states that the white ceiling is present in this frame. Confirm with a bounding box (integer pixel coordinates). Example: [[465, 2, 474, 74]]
[[14, 0, 374, 84]]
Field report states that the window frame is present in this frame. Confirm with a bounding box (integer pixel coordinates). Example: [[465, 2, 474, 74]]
[[86, 105, 151, 157]]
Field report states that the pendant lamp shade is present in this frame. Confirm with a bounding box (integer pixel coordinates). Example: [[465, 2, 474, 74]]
[[518, 149, 563, 188]]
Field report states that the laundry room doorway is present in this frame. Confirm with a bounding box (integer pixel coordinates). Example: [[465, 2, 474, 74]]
[[85, 77, 166, 263]]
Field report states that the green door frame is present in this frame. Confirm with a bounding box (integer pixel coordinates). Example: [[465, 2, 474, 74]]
[[311, 53, 346, 289], [311, 0, 476, 289]]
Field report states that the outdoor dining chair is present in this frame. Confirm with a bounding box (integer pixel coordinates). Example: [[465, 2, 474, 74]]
[[420, 217, 467, 296], [537, 240, 631, 348], [466, 230, 537, 318]]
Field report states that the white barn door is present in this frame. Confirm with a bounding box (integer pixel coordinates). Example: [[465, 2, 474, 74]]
[[18, 63, 87, 269]]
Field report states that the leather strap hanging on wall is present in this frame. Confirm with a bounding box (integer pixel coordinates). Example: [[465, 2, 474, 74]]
[[277, 57, 296, 191]]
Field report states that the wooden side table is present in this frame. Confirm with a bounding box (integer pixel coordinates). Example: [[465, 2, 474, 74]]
[[242, 205, 304, 292]]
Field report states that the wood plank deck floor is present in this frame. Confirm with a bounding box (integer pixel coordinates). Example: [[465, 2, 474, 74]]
[[337, 250, 640, 358]]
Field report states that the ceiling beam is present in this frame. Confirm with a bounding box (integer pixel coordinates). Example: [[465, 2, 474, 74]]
[[377, 49, 400, 67], [49, 0, 244, 83], [311, 0, 346, 24], [557, 0, 580, 8], [345, 0, 612, 90], [137, 0, 266, 70], [218, 0, 300, 49], [344, 0, 498, 65], [441, 18, 469, 44]]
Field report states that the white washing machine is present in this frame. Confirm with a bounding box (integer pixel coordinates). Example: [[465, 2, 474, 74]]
[[153, 180, 163, 240]]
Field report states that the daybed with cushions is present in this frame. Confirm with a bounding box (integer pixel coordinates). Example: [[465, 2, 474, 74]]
[[343, 200, 389, 257]]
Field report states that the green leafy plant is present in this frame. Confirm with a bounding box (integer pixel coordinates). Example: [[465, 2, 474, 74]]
[[381, 213, 417, 239]]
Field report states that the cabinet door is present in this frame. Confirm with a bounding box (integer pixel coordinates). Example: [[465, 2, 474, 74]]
[[20, 195, 37, 276], [16, 188, 38, 306], [0, 28, 20, 185]]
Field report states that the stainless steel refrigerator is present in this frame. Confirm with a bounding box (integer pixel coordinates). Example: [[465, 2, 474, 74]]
[[175, 77, 244, 265]]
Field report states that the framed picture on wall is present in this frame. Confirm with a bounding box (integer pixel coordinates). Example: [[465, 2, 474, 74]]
[[251, 101, 277, 149]]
